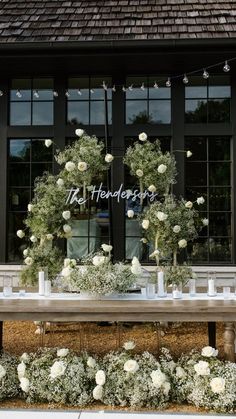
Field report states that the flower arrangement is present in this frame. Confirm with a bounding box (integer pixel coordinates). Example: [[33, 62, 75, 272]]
[[61, 245, 141, 296], [0, 354, 19, 401]]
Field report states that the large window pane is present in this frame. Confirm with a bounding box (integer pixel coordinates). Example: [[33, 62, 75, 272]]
[[32, 102, 53, 125], [9, 140, 31, 162], [149, 100, 171, 123], [67, 101, 89, 125], [10, 102, 31, 125], [126, 101, 148, 124]]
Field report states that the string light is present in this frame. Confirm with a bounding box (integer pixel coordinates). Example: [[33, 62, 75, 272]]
[[128, 84, 133, 91], [112, 85, 116, 92], [90, 88, 94, 94], [77, 89, 82, 96], [16, 89, 22, 98], [65, 90, 70, 97], [223, 60, 230, 72], [154, 81, 159, 89], [33, 90, 39, 98], [53, 90, 58, 97], [122, 86, 127, 92], [183, 74, 189, 84], [203, 69, 209, 79], [166, 77, 171, 87], [102, 81, 108, 90], [140, 82, 145, 90], [0, 90, 3, 96]]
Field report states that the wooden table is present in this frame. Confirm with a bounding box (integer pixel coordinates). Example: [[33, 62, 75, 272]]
[[0, 295, 235, 361]]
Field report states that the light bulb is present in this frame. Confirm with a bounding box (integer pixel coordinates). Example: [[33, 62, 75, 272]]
[[183, 74, 189, 84], [122, 86, 127, 92], [166, 77, 171, 87], [203, 69, 209, 79], [53, 90, 58, 97], [140, 82, 145, 90], [223, 60, 230, 72], [77, 89, 82, 96], [154, 81, 159, 89], [90, 88, 94, 94], [16, 89, 22, 98], [128, 84, 133, 91], [0, 90, 3, 96], [112, 85, 116, 92], [65, 90, 70, 97], [102, 81, 108, 90], [33, 90, 39, 98]]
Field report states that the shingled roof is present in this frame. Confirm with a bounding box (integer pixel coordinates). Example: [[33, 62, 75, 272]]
[[0, 0, 236, 43]]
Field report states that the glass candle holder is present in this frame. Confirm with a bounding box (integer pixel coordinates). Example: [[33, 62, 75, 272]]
[[172, 283, 182, 299], [3, 275, 13, 297], [146, 282, 156, 299], [189, 278, 196, 297], [207, 271, 217, 297], [44, 280, 51, 297]]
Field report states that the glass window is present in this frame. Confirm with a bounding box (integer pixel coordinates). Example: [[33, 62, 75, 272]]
[[126, 77, 171, 125]]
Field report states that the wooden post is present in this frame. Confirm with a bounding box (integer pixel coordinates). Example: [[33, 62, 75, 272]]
[[224, 322, 235, 362]]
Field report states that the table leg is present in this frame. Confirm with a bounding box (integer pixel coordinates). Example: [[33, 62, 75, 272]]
[[208, 322, 216, 348], [224, 322, 235, 362]]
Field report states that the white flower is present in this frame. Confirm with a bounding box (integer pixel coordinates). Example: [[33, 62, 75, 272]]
[[62, 210, 71, 220], [50, 361, 66, 379], [157, 211, 168, 221], [197, 196, 205, 205], [93, 385, 103, 400], [186, 150, 192, 158], [75, 128, 84, 137], [131, 263, 142, 275], [176, 366, 186, 379], [87, 357, 96, 368], [63, 224, 72, 234], [16, 230, 25, 239], [45, 139, 52, 148], [142, 219, 149, 229], [56, 178, 64, 187], [30, 235, 37, 243], [148, 184, 156, 193], [151, 369, 167, 388], [27, 204, 33, 212], [202, 218, 209, 226], [92, 255, 106, 266], [46, 234, 53, 240], [105, 153, 114, 163], [23, 249, 28, 257], [0, 365, 6, 380], [185, 201, 193, 209], [123, 341, 136, 350], [57, 348, 69, 357], [136, 169, 143, 177], [78, 161, 88, 172], [131, 256, 140, 266], [138, 132, 147, 142], [20, 353, 29, 362], [157, 164, 167, 174], [61, 267, 72, 278], [140, 238, 148, 244], [194, 360, 210, 376], [163, 381, 171, 396], [173, 225, 181, 233], [25, 257, 33, 266], [101, 244, 113, 253], [124, 359, 139, 373], [149, 249, 160, 259], [65, 161, 76, 172], [95, 370, 106, 386], [70, 259, 76, 267], [178, 239, 187, 248], [64, 258, 71, 267], [127, 210, 134, 218], [20, 377, 29, 393], [17, 362, 26, 379], [201, 346, 218, 357], [210, 377, 225, 394]]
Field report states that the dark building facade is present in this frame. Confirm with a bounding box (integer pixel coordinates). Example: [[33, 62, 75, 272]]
[[0, 0, 236, 265]]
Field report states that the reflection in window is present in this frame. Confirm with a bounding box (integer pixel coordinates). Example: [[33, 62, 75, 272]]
[[67, 77, 112, 125], [7, 139, 53, 262], [126, 77, 171, 125], [185, 136, 232, 263], [10, 78, 54, 126], [185, 76, 231, 123]]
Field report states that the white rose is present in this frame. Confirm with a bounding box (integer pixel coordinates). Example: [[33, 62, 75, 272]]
[[45, 139, 52, 148], [20, 377, 30, 393], [127, 210, 134, 218], [75, 128, 84, 137], [157, 164, 167, 174], [93, 385, 103, 400], [56, 178, 64, 187], [194, 360, 210, 376], [197, 196, 205, 205], [157, 211, 168, 221], [92, 255, 106, 266], [176, 366, 186, 379], [95, 370, 106, 386], [0, 365, 6, 380], [201, 346, 218, 358], [30, 235, 37, 243], [163, 381, 171, 396], [50, 361, 66, 379], [87, 357, 96, 368], [138, 132, 147, 142], [136, 169, 143, 177], [148, 184, 156, 193], [57, 348, 69, 357], [140, 237, 148, 243], [27, 204, 33, 212], [173, 225, 181, 233], [185, 201, 193, 209], [23, 249, 28, 257], [78, 161, 88, 172], [46, 234, 53, 240], [142, 219, 149, 230], [124, 359, 139, 373], [123, 341, 136, 351], [131, 256, 140, 266], [101, 244, 113, 253], [105, 153, 114, 163], [62, 210, 71, 220], [149, 249, 160, 258], [25, 257, 33, 266], [210, 377, 225, 394], [70, 259, 76, 267], [202, 218, 209, 226], [64, 258, 71, 267], [151, 369, 167, 388], [17, 362, 26, 379], [16, 230, 25, 239], [63, 224, 72, 234], [61, 267, 71, 278], [178, 239, 187, 248], [65, 161, 76, 172], [131, 264, 142, 275], [186, 150, 192, 158], [20, 353, 29, 362]]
